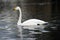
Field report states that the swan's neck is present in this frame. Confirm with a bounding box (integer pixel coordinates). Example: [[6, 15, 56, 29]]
[[17, 7, 22, 25]]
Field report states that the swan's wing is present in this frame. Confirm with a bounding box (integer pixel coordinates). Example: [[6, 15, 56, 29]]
[[22, 19, 47, 25]]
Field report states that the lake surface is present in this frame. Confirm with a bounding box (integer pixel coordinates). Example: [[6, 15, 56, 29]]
[[0, 21, 38, 40], [0, 20, 52, 40]]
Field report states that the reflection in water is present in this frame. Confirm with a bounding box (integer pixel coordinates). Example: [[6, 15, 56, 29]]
[[0, 20, 51, 40], [0, 21, 37, 40]]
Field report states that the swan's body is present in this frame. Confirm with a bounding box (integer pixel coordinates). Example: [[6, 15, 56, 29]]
[[14, 6, 48, 26], [14, 6, 48, 29], [14, 6, 48, 31], [22, 19, 47, 25], [14, 6, 48, 40]]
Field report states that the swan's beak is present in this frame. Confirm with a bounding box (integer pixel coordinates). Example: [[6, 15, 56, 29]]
[[43, 22, 48, 25], [13, 7, 16, 11]]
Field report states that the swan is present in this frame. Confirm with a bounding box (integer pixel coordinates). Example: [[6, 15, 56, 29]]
[[13, 6, 48, 26], [13, 6, 48, 40], [13, 6, 48, 30]]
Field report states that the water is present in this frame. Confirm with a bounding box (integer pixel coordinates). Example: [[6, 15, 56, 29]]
[[0, 21, 38, 40], [17, 25, 23, 40], [0, 19, 51, 40]]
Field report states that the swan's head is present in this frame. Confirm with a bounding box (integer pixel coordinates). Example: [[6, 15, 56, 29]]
[[13, 6, 20, 11]]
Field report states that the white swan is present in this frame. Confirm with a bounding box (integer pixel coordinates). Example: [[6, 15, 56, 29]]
[[13, 6, 48, 30], [14, 6, 48, 26], [13, 6, 48, 40]]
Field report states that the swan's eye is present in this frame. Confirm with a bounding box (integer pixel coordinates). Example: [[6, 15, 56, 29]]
[[37, 24, 40, 25]]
